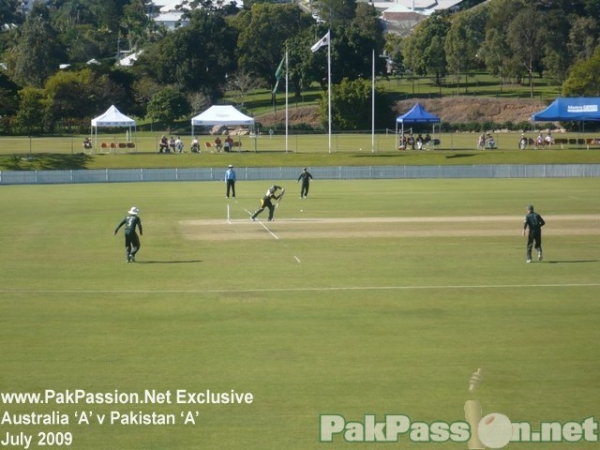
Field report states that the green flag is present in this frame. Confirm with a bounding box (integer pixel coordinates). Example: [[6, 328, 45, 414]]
[[272, 57, 285, 95]]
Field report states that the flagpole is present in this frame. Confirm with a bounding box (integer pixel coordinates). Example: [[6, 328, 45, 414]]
[[310, 30, 332, 153], [285, 50, 289, 153], [371, 49, 375, 154], [327, 29, 332, 154]]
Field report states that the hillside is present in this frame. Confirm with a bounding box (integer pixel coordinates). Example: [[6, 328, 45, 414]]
[[255, 96, 550, 128]]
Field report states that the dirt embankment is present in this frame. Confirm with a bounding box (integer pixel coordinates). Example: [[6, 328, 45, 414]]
[[394, 97, 548, 125], [255, 97, 549, 128]]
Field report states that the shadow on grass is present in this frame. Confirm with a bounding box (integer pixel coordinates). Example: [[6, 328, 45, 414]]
[[135, 260, 203, 264], [446, 153, 476, 159], [547, 260, 599, 264], [353, 153, 408, 158], [0, 153, 92, 170]]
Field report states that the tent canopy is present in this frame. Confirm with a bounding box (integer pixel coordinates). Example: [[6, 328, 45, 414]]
[[191, 105, 254, 126], [531, 97, 600, 122], [396, 103, 441, 125], [91, 105, 135, 127], [90, 105, 136, 152]]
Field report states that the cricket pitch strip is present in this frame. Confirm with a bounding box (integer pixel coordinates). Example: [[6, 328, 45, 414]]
[[180, 214, 600, 241]]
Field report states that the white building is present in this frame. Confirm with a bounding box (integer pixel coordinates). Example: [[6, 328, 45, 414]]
[[379, 0, 464, 35], [149, 0, 243, 30]]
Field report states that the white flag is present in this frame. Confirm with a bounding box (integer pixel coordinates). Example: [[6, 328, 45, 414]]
[[311, 31, 330, 53]]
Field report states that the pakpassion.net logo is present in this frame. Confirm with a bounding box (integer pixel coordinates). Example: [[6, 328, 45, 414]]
[[319, 413, 600, 448], [319, 369, 598, 448]]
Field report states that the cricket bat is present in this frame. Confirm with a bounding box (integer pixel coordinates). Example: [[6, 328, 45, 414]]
[[276, 188, 285, 208]]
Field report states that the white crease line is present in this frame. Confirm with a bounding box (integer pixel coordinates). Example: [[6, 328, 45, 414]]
[[294, 256, 301, 263], [258, 221, 279, 240]]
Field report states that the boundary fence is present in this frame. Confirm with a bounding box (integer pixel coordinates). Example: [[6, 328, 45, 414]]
[[1, 164, 599, 185]]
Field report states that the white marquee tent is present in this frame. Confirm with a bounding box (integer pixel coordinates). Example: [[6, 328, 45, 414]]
[[191, 105, 256, 151], [90, 105, 136, 150], [191, 105, 254, 129]]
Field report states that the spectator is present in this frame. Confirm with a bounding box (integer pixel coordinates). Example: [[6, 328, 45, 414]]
[[398, 134, 407, 150], [214, 136, 222, 152], [536, 132, 544, 148], [416, 134, 424, 150], [224, 136, 233, 152], [519, 133, 528, 150], [407, 134, 415, 150], [190, 136, 200, 153], [169, 136, 176, 153], [486, 133, 496, 149], [159, 135, 169, 153], [175, 136, 183, 153], [477, 133, 486, 149], [82, 137, 92, 150]]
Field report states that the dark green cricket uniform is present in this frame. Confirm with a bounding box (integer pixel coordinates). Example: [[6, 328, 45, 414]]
[[114, 209, 143, 262], [523, 205, 545, 262], [297, 168, 313, 199], [251, 186, 283, 222]]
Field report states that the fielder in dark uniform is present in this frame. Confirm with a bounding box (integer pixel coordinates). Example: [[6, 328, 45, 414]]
[[522, 205, 545, 263], [297, 167, 313, 199], [114, 206, 143, 262], [251, 185, 284, 222]]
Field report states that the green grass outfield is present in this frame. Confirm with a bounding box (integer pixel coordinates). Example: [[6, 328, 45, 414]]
[[1, 178, 599, 450]]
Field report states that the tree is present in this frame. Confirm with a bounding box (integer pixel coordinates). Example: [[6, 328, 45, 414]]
[[313, 0, 356, 28], [43, 68, 132, 125], [384, 34, 404, 76], [540, 10, 571, 83], [330, 4, 385, 82], [0, 72, 20, 117], [120, 0, 152, 51], [5, 3, 66, 88], [506, 8, 545, 97], [324, 78, 391, 130], [402, 12, 450, 84], [136, 9, 237, 100], [562, 46, 600, 96], [235, 4, 314, 91], [13, 87, 47, 135], [568, 16, 599, 64], [478, 0, 527, 85], [147, 87, 191, 129], [225, 70, 262, 106], [444, 7, 487, 92], [0, 0, 22, 28]]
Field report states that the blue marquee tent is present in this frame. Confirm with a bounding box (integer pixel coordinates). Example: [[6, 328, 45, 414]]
[[395, 103, 441, 140], [531, 97, 600, 122]]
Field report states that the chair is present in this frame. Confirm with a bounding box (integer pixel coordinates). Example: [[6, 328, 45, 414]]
[[110, 143, 118, 149], [119, 143, 127, 149], [204, 142, 214, 152], [101, 142, 108, 149], [232, 141, 242, 152], [555, 138, 568, 148], [127, 142, 136, 149]]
